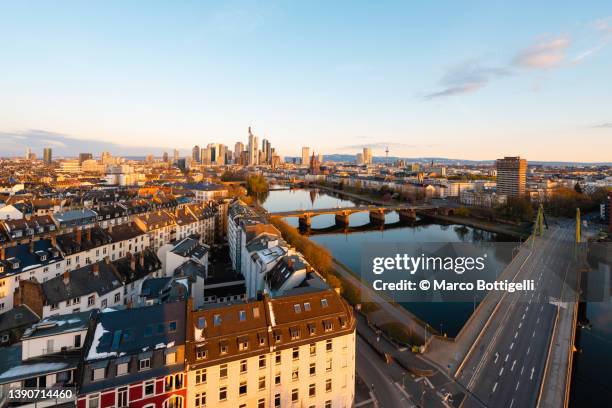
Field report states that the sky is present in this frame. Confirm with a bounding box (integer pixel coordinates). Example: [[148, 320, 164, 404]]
[[1, 1, 611, 161]]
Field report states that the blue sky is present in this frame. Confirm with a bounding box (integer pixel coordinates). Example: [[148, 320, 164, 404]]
[[1, 1, 611, 161]]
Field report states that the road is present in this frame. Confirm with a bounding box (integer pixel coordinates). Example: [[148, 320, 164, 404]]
[[356, 336, 415, 407], [457, 222, 579, 407]]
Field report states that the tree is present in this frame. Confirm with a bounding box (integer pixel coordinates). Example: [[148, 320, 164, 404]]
[[246, 174, 269, 195]]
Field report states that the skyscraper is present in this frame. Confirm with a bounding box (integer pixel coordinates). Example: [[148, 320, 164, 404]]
[[301, 146, 310, 165], [234, 142, 244, 165], [192, 145, 200, 163], [247, 127, 257, 165], [173, 149, 179, 164], [25, 147, 31, 160], [79, 153, 93, 163], [43, 147, 53, 163], [496, 156, 527, 197], [363, 147, 372, 165], [162, 152, 169, 162]]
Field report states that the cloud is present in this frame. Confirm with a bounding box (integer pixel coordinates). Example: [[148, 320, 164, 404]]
[[592, 122, 612, 128], [340, 142, 439, 151], [594, 17, 612, 34], [423, 60, 511, 100], [0, 129, 177, 158], [512, 36, 570, 69]]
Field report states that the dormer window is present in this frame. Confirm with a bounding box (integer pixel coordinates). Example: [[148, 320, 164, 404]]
[[293, 304, 301, 313], [304, 302, 311, 311], [324, 320, 333, 332], [239, 310, 246, 321], [238, 337, 249, 351], [213, 314, 222, 326], [321, 298, 328, 308]]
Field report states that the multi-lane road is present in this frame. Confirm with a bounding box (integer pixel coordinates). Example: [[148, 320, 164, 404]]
[[457, 222, 579, 407]]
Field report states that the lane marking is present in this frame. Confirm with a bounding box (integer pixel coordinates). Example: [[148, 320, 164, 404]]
[[532, 330, 536, 338], [499, 367, 504, 376], [492, 382, 498, 393], [511, 360, 516, 371], [521, 366, 524, 375], [505, 354, 509, 362], [510, 398, 515, 408], [519, 322, 522, 329], [530, 367, 535, 380], [510, 342, 514, 350], [494, 353, 499, 363], [516, 382, 520, 391], [527, 346, 530, 355], [514, 331, 518, 339]]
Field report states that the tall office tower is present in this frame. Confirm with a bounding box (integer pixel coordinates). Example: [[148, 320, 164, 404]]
[[43, 147, 53, 163], [234, 142, 244, 165], [247, 127, 258, 165], [162, 151, 169, 162], [218, 144, 227, 165], [355, 153, 364, 165], [25, 147, 31, 160], [79, 153, 93, 163], [263, 139, 272, 164], [301, 147, 310, 166], [318, 153, 324, 164], [173, 149, 180, 164], [145, 154, 154, 163], [200, 147, 211, 165], [363, 147, 372, 165], [496, 156, 528, 197], [192, 145, 201, 163]]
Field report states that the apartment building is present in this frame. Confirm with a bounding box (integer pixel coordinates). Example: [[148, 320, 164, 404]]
[[77, 301, 187, 408], [185, 289, 356, 408], [496, 156, 528, 197]]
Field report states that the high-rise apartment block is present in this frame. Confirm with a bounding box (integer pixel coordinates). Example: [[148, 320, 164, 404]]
[[301, 147, 310, 166], [496, 156, 527, 197], [43, 147, 53, 163]]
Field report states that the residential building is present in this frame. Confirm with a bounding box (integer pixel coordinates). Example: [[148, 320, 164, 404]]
[[496, 156, 528, 197]]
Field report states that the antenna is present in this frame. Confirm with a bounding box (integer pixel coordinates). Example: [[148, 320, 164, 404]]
[[385, 146, 389, 165]]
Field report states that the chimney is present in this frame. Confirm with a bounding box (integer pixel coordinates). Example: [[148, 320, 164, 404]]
[[63, 271, 70, 286], [130, 253, 136, 271], [86, 228, 91, 242], [139, 252, 145, 268], [76, 228, 82, 245], [0, 247, 4, 261], [92, 263, 99, 277], [108, 223, 113, 233], [51, 234, 56, 247], [29, 241, 35, 253]]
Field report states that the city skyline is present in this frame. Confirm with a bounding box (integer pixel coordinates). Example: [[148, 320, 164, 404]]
[[1, 2, 612, 161]]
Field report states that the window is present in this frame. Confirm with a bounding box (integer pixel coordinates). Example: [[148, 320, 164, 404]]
[[239, 310, 246, 321], [195, 368, 206, 384], [310, 343, 316, 356], [326, 358, 332, 372], [259, 355, 266, 369], [139, 358, 151, 371], [144, 379, 155, 396], [275, 394, 281, 408], [214, 314, 222, 326], [304, 302, 311, 311], [169, 321, 177, 332], [240, 359, 247, 373], [309, 383, 316, 397], [290, 327, 300, 340], [114, 293, 121, 303], [292, 389, 299, 402], [258, 399, 265, 408], [196, 346, 207, 360], [88, 295, 95, 306], [259, 376, 266, 390], [166, 352, 176, 365], [74, 334, 81, 348], [50, 303, 59, 310], [101, 299, 107, 309], [87, 394, 100, 408], [220, 342, 228, 354], [238, 338, 248, 351], [326, 379, 332, 392], [326, 339, 333, 352], [275, 351, 281, 365], [310, 362, 316, 376], [239, 380, 247, 395], [321, 298, 328, 308], [325, 401, 332, 408], [275, 372, 281, 385], [195, 392, 206, 408], [324, 320, 333, 332], [219, 386, 227, 401], [117, 387, 128, 408], [294, 304, 301, 313], [197, 317, 206, 329], [292, 367, 299, 381], [92, 367, 105, 381], [292, 347, 299, 360], [220, 364, 227, 379], [117, 362, 128, 376]]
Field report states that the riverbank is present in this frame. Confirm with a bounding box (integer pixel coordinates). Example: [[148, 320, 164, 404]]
[[421, 213, 530, 239]]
